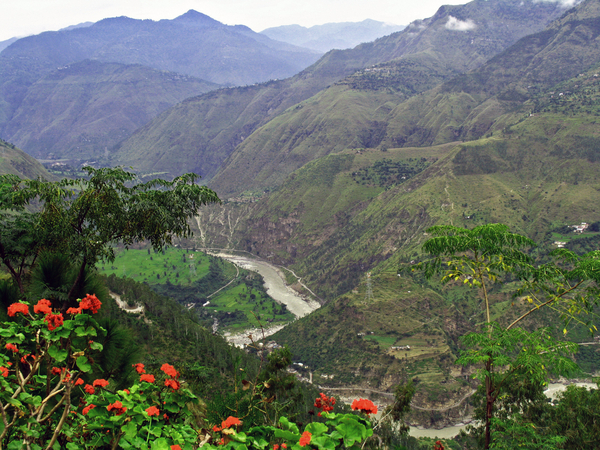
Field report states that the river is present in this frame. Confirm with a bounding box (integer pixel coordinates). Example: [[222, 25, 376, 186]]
[[207, 251, 320, 346], [408, 382, 597, 439]]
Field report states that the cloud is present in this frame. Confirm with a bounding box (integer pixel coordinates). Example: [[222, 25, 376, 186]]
[[445, 15, 476, 31]]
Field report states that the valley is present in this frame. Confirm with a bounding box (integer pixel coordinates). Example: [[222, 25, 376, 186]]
[[2, 0, 600, 447]]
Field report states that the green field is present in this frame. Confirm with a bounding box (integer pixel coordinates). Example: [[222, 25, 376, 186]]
[[99, 247, 295, 331]]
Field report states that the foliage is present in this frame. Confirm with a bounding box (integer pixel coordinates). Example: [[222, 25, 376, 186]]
[[0, 297, 379, 449], [0, 167, 219, 301], [413, 223, 599, 449]]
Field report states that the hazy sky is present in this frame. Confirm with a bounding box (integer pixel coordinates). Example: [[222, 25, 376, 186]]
[[0, 0, 471, 41]]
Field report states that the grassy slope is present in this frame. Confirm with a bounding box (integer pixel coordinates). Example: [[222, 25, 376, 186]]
[[99, 247, 295, 332], [0, 139, 54, 179]]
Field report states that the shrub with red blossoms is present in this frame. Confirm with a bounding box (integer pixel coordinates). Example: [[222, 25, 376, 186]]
[[107, 400, 127, 416], [299, 431, 312, 447], [66, 307, 82, 315], [82, 404, 96, 415], [0, 367, 8, 377], [7, 303, 29, 317], [433, 440, 445, 450], [145, 406, 160, 416], [84, 384, 95, 394], [44, 312, 64, 331], [314, 393, 336, 416], [140, 374, 155, 383], [221, 416, 242, 429], [5, 343, 18, 353], [132, 363, 145, 374], [80, 294, 102, 314], [161, 363, 178, 378], [75, 378, 84, 386], [351, 398, 378, 415], [93, 379, 109, 388], [33, 299, 52, 315], [164, 378, 180, 390]]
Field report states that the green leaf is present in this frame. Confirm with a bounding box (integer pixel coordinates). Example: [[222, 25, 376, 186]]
[[273, 430, 300, 441], [311, 435, 338, 450], [75, 355, 91, 373], [90, 341, 103, 351], [48, 345, 68, 362], [336, 419, 368, 447], [150, 438, 170, 450], [305, 422, 328, 436], [123, 421, 137, 440], [279, 416, 299, 434]]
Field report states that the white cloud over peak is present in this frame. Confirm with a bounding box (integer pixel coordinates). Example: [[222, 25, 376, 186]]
[[445, 15, 476, 31]]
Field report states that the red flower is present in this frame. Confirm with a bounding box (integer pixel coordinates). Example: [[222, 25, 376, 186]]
[[140, 374, 155, 383], [351, 398, 378, 415], [164, 379, 180, 391], [213, 425, 222, 432], [75, 378, 84, 386], [20, 354, 35, 364], [433, 441, 445, 450], [299, 431, 312, 447], [84, 384, 95, 394], [160, 363, 178, 378], [5, 343, 18, 353], [44, 312, 64, 331], [171, 446, 182, 450], [123, 389, 130, 394], [82, 404, 96, 415], [80, 294, 102, 314], [314, 393, 335, 416], [34, 299, 52, 315], [107, 400, 127, 415], [0, 367, 8, 377], [93, 379, 109, 388], [218, 438, 225, 446], [163, 413, 169, 420], [221, 416, 242, 429], [66, 307, 82, 315], [146, 406, 160, 416], [51, 367, 62, 375], [274, 445, 279, 450], [282, 445, 287, 449], [132, 363, 145, 374], [7, 303, 29, 317]]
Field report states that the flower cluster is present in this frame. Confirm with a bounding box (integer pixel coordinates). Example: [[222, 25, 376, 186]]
[[314, 393, 336, 416], [44, 312, 64, 331], [67, 293, 102, 315], [433, 440, 445, 450], [299, 431, 312, 447], [161, 363, 181, 391], [351, 398, 378, 415], [107, 400, 127, 416], [7, 303, 28, 317], [213, 416, 242, 432]]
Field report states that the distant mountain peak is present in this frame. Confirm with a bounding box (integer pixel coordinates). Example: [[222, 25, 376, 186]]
[[173, 10, 222, 27]]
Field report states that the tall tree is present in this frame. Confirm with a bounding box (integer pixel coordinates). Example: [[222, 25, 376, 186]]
[[413, 224, 599, 449], [0, 167, 220, 304]]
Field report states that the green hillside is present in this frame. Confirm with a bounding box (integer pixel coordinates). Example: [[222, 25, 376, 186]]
[[0, 138, 53, 179], [1, 60, 217, 162], [114, 0, 566, 185]]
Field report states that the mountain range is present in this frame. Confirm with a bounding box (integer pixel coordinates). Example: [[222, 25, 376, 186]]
[[260, 19, 406, 52]]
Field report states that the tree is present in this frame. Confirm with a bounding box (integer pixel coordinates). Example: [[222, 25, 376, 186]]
[[413, 224, 599, 449], [0, 167, 220, 304]]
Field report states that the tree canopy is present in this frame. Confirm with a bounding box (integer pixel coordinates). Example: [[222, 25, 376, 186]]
[[0, 167, 220, 302]]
